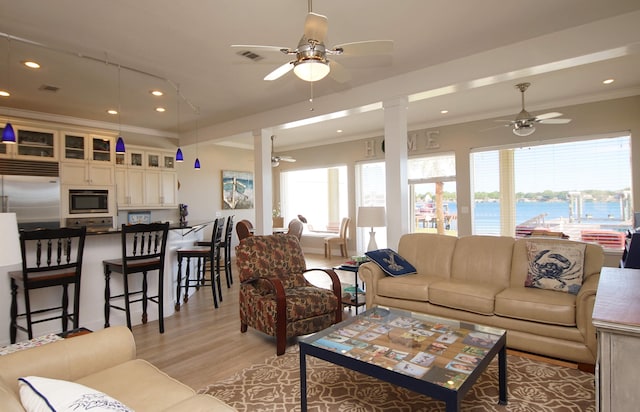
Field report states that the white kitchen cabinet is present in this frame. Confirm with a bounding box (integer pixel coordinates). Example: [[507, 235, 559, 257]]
[[60, 161, 114, 186], [0, 125, 58, 161], [114, 147, 177, 210], [115, 168, 145, 208], [61, 133, 114, 164]]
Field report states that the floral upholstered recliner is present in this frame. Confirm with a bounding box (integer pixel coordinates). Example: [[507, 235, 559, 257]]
[[235, 234, 342, 355]]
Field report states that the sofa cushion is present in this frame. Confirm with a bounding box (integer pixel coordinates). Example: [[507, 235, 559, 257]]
[[428, 280, 504, 315], [365, 248, 417, 276], [524, 241, 585, 295], [18, 375, 133, 412], [377, 274, 438, 302], [75, 359, 195, 412], [495, 287, 576, 326], [398, 233, 457, 279], [451, 236, 514, 288]]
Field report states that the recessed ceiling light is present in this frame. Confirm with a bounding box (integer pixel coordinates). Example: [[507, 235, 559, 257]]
[[337, 129, 343, 133], [155, 107, 166, 112], [150, 90, 163, 96], [107, 109, 118, 115], [0, 90, 9, 97], [440, 110, 449, 114], [22, 61, 40, 69], [602, 78, 615, 85]]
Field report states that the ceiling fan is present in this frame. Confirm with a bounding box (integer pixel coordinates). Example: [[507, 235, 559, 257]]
[[231, 1, 393, 83], [271, 135, 296, 167], [495, 82, 572, 136]]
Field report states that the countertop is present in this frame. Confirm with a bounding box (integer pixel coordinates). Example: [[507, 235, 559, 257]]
[[86, 221, 213, 236]]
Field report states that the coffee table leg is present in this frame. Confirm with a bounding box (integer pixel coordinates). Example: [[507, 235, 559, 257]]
[[300, 349, 308, 411], [498, 343, 508, 405]]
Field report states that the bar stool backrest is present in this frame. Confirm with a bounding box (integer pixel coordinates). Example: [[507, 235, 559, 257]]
[[20, 227, 87, 278], [119, 222, 170, 273]]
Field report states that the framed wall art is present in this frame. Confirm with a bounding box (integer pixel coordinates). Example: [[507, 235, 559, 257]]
[[222, 170, 254, 210]]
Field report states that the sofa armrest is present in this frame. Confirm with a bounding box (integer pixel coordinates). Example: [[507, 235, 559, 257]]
[[358, 261, 386, 307], [576, 272, 600, 360], [0, 326, 136, 397]]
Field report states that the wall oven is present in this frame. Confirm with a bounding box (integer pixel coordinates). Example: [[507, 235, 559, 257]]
[[69, 189, 109, 214]]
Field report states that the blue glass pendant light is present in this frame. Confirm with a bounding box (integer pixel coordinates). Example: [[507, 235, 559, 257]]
[[176, 147, 183, 162], [194, 158, 201, 170], [2, 122, 16, 143], [115, 136, 126, 153]]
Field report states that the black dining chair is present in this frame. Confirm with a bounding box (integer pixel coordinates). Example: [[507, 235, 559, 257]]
[[218, 215, 235, 288], [175, 217, 224, 310], [9, 226, 87, 343], [103, 222, 169, 333]]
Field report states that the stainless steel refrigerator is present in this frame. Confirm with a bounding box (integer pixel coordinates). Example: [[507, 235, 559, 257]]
[[1, 175, 61, 230]]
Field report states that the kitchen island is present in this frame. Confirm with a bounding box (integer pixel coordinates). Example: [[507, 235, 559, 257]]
[[0, 222, 211, 345]]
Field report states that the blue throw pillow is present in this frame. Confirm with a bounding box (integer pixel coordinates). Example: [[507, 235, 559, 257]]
[[365, 248, 417, 277]]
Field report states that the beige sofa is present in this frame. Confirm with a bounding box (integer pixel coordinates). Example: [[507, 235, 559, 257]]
[[0, 326, 236, 412], [359, 233, 604, 364]]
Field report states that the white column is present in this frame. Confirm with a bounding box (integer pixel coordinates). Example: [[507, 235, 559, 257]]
[[253, 129, 273, 235], [383, 97, 409, 249]]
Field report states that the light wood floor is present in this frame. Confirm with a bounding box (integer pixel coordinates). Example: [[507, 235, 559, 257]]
[[132, 253, 354, 389], [132, 253, 578, 390]]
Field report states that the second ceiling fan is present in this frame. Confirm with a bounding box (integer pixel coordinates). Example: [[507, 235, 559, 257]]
[[232, 1, 393, 83], [271, 135, 296, 167], [495, 82, 572, 136]]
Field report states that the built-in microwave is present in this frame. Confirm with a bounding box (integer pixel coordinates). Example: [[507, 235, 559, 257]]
[[69, 189, 109, 214]]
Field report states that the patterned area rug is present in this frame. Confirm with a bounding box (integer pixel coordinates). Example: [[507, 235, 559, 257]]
[[201, 346, 595, 412]]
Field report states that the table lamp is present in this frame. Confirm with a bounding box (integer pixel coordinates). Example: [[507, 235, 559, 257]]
[[0, 213, 21, 267], [357, 206, 386, 251]]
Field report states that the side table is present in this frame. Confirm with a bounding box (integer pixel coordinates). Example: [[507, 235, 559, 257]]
[[335, 264, 366, 314]]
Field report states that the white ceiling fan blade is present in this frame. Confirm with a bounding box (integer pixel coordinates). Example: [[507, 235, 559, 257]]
[[539, 118, 572, 124], [280, 157, 296, 163], [231, 44, 290, 53], [303, 12, 328, 43], [535, 112, 563, 120], [264, 62, 294, 81], [333, 40, 394, 56], [328, 60, 351, 83]]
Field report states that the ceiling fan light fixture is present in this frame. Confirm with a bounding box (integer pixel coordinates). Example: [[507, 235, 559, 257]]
[[293, 60, 330, 82], [513, 123, 535, 137]]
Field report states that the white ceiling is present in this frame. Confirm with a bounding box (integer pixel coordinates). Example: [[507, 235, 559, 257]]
[[1, 1, 639, 152]]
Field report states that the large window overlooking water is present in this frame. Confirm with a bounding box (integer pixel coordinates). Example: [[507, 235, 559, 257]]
[[471, 134, 632, 250]]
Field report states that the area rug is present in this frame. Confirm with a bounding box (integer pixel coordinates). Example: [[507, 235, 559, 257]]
[[200, 346, 595, 412]]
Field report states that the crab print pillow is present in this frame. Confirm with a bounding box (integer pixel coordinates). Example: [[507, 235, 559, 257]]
[[524, 241, 586, 294]]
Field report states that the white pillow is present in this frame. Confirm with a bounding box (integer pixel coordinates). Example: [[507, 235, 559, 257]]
[[18, 376, 133, 412]]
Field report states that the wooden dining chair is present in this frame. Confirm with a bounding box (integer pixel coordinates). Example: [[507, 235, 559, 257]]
[[287, 218, 304, 240], [236, 219, 254, 241], [9, 226, 87, 343], [103, 222, 169, 333], [324, 217, 351, 258]]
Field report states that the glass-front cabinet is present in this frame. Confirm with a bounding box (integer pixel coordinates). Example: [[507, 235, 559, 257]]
[[0, 125, 58, 161], [61, 133, 114, 163]]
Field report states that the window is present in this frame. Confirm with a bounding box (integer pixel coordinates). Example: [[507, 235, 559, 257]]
[[356, 161, 386, 252], [408, 154, 457, 235], [471, 134, 632, 250], [280, 166, 348, 233]]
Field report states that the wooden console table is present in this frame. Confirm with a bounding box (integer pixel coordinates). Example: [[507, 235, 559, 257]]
[[592, 267, 640, 411]]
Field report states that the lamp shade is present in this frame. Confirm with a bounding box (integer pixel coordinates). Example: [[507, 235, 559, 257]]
[[176, 147, 184, 162], [0, 213, 21, 266], [115, 136, 126, 153], [293, 60, 330, 82], [194, 158, 201, 170], [357, 206, 386, 228], [2, 122, 16, 144]]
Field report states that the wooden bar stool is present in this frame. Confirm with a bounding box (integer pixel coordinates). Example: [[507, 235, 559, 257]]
[[9, 226, 87, 343], [175, 217, 224, 310], [103, 222, 169, 333]]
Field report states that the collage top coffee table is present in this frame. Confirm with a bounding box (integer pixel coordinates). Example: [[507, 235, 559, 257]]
[[299, 306, 507, 411]]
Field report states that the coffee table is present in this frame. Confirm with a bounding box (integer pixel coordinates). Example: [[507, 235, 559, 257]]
[[299, 306, 507, 411]]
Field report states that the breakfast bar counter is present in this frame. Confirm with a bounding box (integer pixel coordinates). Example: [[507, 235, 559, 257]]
[[0, 222, 210, 345]]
